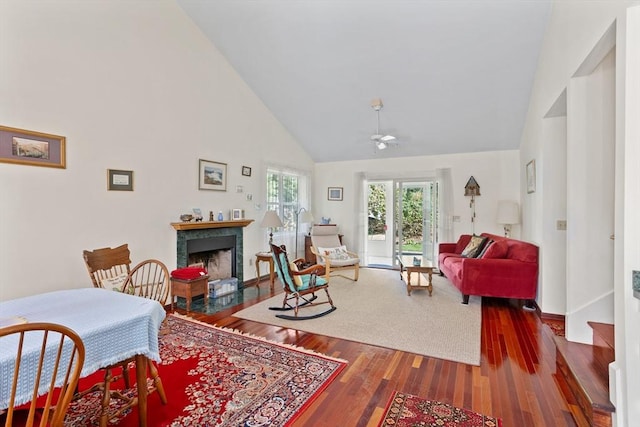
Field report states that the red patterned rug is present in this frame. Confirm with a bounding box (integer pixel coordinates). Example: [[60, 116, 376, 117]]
[[64, 314, 347, 426], [379, 391, 502, 427]]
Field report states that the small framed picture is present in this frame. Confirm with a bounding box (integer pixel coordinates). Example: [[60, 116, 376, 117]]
[[232, 209, 244, 220], [328, 187, 343, 201], [199, 159, 227, 191], [526, 160, 536, 194], [242, 166, 252, 177], [107, 169, 134, 191], [0, 125, 66, 169]]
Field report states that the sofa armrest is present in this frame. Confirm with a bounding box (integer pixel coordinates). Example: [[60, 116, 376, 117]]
[[439, 243, 457, 254]]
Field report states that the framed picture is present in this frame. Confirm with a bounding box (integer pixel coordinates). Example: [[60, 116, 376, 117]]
[[0, 125, 66, 169], [328, 187, 343, 201], [242, 166, 252, 177], [199, 159, 227, 191], [526, 160, 536, 194], [232, 209, 244, 220], [107, 169, 133, 191]]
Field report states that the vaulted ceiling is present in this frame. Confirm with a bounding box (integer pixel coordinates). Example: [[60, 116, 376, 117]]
[[177, 0, 551, 163]]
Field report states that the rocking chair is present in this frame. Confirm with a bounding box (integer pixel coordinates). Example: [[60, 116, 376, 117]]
[[269, 243, 336, 320]]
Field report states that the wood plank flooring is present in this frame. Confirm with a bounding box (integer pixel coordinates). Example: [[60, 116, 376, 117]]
[[174, 276, 578, 427]]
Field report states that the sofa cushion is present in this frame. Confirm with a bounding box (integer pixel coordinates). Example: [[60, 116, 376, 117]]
[[482, 240, 508, 259], [460, 235, 488, 258]]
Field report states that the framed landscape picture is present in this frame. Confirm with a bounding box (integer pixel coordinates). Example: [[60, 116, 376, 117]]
[[199, 159, 227, 191], [0, 125, 66, 168]]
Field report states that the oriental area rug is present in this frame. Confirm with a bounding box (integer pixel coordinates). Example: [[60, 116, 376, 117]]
[[234, 268, 482, 365], [378, 391, 502, 427], [64, 314, 347, 426]]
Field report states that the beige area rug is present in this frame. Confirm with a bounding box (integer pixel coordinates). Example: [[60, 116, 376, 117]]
[[234, 268, 482, 365]]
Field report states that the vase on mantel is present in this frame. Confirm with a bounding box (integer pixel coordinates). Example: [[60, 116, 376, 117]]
[[217, 211, 223, 221]]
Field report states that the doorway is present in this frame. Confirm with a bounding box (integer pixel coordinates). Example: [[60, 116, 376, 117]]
[[365, 179, 438, 268]]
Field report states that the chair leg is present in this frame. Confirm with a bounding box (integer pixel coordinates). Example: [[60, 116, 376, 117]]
[[99, 367, 114, 427], [353, 264, 359, 281], [122, 364, 130, 388], [149, 360, 167, 404]]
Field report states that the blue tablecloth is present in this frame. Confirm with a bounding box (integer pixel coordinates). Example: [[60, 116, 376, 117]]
[[0, 288, 166, 408]]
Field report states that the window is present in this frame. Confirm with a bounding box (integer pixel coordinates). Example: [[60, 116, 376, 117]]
[[265, 166, 310, 251]]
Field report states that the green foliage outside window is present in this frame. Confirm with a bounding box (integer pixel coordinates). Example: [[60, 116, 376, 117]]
[[368, 184, 387, 235]]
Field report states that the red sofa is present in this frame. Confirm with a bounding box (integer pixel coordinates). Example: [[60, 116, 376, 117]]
[[438, 233, 538, 306]]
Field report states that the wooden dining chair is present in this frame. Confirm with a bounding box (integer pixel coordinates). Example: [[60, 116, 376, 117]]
[[122, 259, 171, 306], [82, 243, 132, 290], [1, 322, 85, 427], [81, 244, 168, 426]]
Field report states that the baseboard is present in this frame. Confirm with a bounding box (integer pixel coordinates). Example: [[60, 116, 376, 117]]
[[541, 311, 566, 322]]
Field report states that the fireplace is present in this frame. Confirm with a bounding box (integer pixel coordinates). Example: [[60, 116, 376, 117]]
[[172, 219, 253, 290], [187, 235, 235, 280]]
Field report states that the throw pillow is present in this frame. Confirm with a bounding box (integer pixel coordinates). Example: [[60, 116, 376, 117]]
[[482, 239, 509, 259], [289, 261, 303, 287], [476, 240, 494, 258], [100, 272, 130, 292], [317, 245, 350, 260], [460, 235, 488, 258], [454, 235, 473, 254]]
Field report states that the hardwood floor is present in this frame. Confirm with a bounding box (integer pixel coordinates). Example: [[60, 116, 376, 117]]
[[174, 276, 579, 427]]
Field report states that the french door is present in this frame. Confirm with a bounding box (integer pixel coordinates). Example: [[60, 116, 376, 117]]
[[365, 179, 438, 268]]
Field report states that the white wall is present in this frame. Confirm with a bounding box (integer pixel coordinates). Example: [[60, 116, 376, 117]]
[[313, 150, 520, 251], [566, 48, 616, 343], [0, 1, 314, 301], [519, 1, 640, 425], [540, 116, 567, 316]]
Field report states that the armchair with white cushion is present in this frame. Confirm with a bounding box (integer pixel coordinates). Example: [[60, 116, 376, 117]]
[[310, 225, 360, 281]]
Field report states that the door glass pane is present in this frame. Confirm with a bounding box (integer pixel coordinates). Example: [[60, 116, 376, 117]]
[[368, 183, 387, 241]]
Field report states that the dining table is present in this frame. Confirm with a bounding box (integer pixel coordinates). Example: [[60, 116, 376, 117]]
[[0, 287, 167, 426]]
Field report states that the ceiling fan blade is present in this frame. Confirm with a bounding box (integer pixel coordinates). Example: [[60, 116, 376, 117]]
[[381, 135, 396, 142], [371, 134, 383, 141]]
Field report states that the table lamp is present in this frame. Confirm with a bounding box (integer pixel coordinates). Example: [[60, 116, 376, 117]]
[[260, 210, 283, 248], [496, 200, 520, 237]]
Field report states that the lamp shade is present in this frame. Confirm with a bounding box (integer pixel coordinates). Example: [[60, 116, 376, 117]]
[[260, 210, 283, 228], [496, 200, 520, 225], [300, 211, 314, 224]]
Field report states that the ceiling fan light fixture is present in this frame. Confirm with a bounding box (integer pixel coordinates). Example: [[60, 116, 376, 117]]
[[376, 141, 388, 150]]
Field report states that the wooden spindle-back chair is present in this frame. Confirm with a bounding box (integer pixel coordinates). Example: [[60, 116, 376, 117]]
[[1, 322, 85, 427]]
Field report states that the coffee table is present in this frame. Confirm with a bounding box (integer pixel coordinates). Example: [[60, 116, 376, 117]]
[[397, 255, 434, 296]]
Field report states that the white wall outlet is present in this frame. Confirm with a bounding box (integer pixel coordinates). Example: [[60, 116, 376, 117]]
[[236, 185, 243, 193], [452, 215, 461, 222], [557, 220, 567, 230], [246, 193, 253, 201]]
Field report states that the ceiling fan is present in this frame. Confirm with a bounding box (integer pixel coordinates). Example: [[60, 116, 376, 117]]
[[370, 98, 397, 150]]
